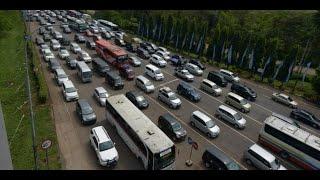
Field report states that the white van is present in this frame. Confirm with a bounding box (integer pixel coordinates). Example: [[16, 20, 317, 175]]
[[54, 68, 68, 86], [135, 75, 155, 93], [62, 80, 79, 102], [200, 79, 222, 96], [190, 110, 220, 138], [145, 64, 164, 81], [77, 61, 93, 83]]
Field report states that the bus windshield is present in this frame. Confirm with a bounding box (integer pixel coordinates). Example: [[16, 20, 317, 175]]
[[83, 71, 92, 78], [154, 147, 175, 170]]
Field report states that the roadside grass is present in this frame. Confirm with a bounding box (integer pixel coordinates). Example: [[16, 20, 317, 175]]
[[0, 10, 61, 169]]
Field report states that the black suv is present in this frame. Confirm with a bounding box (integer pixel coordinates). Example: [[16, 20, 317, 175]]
[[177, 81, 201, 102], [59, 35, 70, 46], [158, 113, 187, 141], [136, 48, 150, 59], [65, 57, 77, 69], [105, 71, 124, 90], [76, 99, 97, 125], [92, 58, 110, 76], [207, 71, 228, 87], [189, 59, 206, 70], [125, 91, 149, 109], [86, 40, 96, 50], [290, 109, 320, 129], [231, 83, 257, 101], [202, 146, 240, 170], [74, 34, 86, 43]]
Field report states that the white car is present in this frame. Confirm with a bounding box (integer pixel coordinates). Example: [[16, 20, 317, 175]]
[[219, 69, 240, 83], [150, 54, 167, 67], [50, 39, 61, 51], [90, 126, 119, 167], [58, 49, 70, 60], [155, 50, 170, 61], [43, 49, 55, 62], [185, 63, 203, 76], [158, 87, 182, 109], [128, 56, 142, 67], [158, 47, 170, 55], [40, 44, 50, 54], [90, 26, 99, 34], [70, 43, 81, 54], [78, 50, 92, 63], [93, 87, 109, 106], [98, 27, 106, 33]]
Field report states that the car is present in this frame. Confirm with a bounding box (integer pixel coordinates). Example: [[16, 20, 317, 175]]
[[115, 32, 124, 39], [43, 33, 51, 42], [231, 83, 257, 101], [59, 35, 70, 46], [200, 79, 222, 96], [101, 31, 111, 40], [207, 71, 228, 87], [50, 39, 61, 51], [272, 93, 298, 108], [58, 48, 70, 60], [89, 25, 99, 34], [125, 91, 149, 109], [60, 23, 68, 29], [92, 58, 110, 76], [190, 110, 220, 138], [114, 38, 126, 47], [145, 64, 164, 81], [93, 87, 109, 106], [135, 75, 155, 93], [36, 37, 45, 46], [157, 47, 170, 55], [150, 54, 167, 67], [225, 92, 251, 113], [140, 43, 155, 54], [85, 29, 94, 37], [144, 42, 158, 52], [98, 26, 106, 33], [57, 15, 63, 20], [215, 105, 246, 129], [158, 87, 182, 109], [118, 64, 134, 80], [53, 31, 63, 40], [89, 126, 119, 167], [244, 144, 286, 170], [170, 55, 187, 66], [290, 109, 320, 129], [185, 63, 203, 76], [48, 18, 55, 24], [155, 50, 170, 61], [77, 50, 92, 63], [136, 48, 150, 59], [92, 34, 102, 41], [174, 67, 194, 82], [125, 43, 136, 53], [189, 59, 206, 70], [202, 146, 240, 170], [63, 27, 71, 34], [128, 56, 141, 67], [61, 18, 67, 23], [53, 68, 69, 86], [48, 58, 61, 72], [158, 113, 187, 141], [76, 99, 97, 125], [74, 34, 86, 43], [105, 71, 124, 90], [40, 44, 50, 54], [43, 49, 55, 62], [219, 69, 240, 83], [86, 40, 96, 50], [38, 27, 47, 35], [70, 43, 82, 54], [177, 81, 201, 102]]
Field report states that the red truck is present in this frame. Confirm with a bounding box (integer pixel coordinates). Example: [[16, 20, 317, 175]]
[[95, 39, 129, 69]]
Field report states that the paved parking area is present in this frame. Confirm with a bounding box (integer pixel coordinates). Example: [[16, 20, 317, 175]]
[[28, 17, 320, 170]]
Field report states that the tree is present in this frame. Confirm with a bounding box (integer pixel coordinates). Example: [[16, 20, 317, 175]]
[[312, 67, 320, 95]]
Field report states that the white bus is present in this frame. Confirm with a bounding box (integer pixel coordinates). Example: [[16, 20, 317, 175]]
[[105, 94, 175, 170], [97, 19, 119, 31], [259, 113, 320, 170], [76, 61, 92, 83]]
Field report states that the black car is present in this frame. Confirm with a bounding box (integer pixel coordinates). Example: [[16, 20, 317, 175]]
[[59, 36, 70, 46], [158, 113, 187, 141], [48, 59, 61, 72], [101, 32, 111, 40], [48, 18, 55, 24], [86, 40, 96, 50], [74, 34, 86, 43], [207, 71, 228, 87], [231, 83, 257, 101], [125, 43, 136, 52], [42, 33, 51, 42], [140, 42, 155, 54], [290, 109, 320, 129], [38, 27, 46, 35], [136, 48, 150, 59], [105, 71, 124, 90], [177, 81, 201, 102], [36, 37, 45, 46], [125, 91, 149, 109], [189, 59, 206, 70], [65, 57, 77, 69], [76, 99, 97, 125], [114, 38, 126, 47], [170, 55, 187, 66], [92, 58, 110, 76], [202, 146, 240, 170], [63, 27, 71, 34]]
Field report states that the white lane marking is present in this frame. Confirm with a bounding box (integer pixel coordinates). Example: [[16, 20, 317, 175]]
[[155, 79, 179, 89], [252, 102, 273, 113], [144, 94, 248, 170], [263, 95, 271, 99]]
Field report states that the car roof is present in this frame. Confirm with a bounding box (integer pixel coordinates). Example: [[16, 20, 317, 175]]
[[227, 92, 244, 100], [63, 80, 74, 88], [55, 68, 66, 75], [206, 146, 235, 165], [161, 113, 178, 126], [279, 93, 289, 98], [95, 87, 107, 93], [136, 75, 150, 83], [78, 99, 90, 108], [249, 144, 275, 163], [220, 69, 233, 75], [192, 110, 212, 123], [160, 86, 172, 93], [218, 105, 238, 116], [92, 126, 111, 143], [202, 79, 216, 86]]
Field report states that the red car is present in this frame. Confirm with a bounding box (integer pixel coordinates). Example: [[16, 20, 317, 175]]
[[119, 64, 135, 80], [85, 30, 94, 37]]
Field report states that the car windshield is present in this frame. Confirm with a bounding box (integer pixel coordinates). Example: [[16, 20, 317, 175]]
[[61, 50, 68, 54], [172, 122, 182, 131], [240, 99, 248, 105], [168, 92, 177, 100], [206, 120, 215, 128], [83, 106, 93, 115], [226, 162, 240, 170], [234, 113, 242, 121], [136, 95, 145, 102], [270, 159, 280, 169], [99, 140, 114, 151], [288, 96, 293, 102], [100, 93, 107, 98], [145, 81, 152, 86], [155, 70, 161, 74], [182, 70, 190, 75], [45, 52, 52, 56], [59, 74, 68, 78], [66, 87, 76, 93]]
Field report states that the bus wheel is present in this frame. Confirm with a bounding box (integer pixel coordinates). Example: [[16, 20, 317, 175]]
[[280, 151, 289, 159]]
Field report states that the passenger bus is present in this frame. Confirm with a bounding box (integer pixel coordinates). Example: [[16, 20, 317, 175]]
[[67, 16, 88, 33], [105, 94, 176, 170], [76, 61, 92, 83], [97, 19, 119, 31], [259, 113, 320, 170]]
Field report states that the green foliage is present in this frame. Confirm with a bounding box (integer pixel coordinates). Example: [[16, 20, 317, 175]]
[[312, 68, 320, 95]]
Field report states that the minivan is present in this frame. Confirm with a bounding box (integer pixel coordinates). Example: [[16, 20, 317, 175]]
[[77, 61, 93, 83], [215, 105, 246, 129], [158, 113, 187, 141], [135, 75, 155, 93], [200, 79, 222, 96], [54, 68, 69, 86], [219, 69, 240, 83], [225, 92, 251, 113], [185, 63, 203, 76], [177, 81, 201, 102], [145, 64, 164, 81], [202, 146, 240, 170], [62, 80, 79, 102], [92, 58, 110, 76], [105, 71, 124, 90], [244, 144, 286, 170], [207, 71, 228, 87], [190, 110, 220, 138]]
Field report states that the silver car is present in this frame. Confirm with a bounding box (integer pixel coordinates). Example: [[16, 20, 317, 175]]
[[174, 68, 194, 82], [158, 87, 182, 109], [128, 56, 142, 67], [215, 105, 246, 129], [93, 87, 109, 106], [190, 110, 220, 138], [244, 144, 286, 170], [54, 68, 69, 86], [185, 63, 203, 76], [219, 69, 240, 83], [135, 75, 155, 93], [58, 49, 70, 60], [272, 93, 298, 108], [70, 43, 81, 54]]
